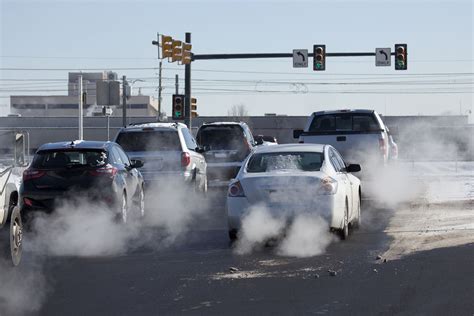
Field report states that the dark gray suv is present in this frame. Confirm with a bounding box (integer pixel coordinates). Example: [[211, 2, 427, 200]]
[[196, 122, 256, 189]]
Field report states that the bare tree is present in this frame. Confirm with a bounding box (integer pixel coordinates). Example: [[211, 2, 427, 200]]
[[227, 103, 249, 118]]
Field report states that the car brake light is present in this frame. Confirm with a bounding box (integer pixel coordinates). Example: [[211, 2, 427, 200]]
[[23, 197, 34, 207], [89, 165, 118, 178], [228, 181, 245, 197], [318, 177, 338, 195], [23, 169, 46, 181], [181, 152, 191, 167]]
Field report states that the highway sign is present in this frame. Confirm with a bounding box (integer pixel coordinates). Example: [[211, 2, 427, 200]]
[[376, 48, 391, 66], [293, 49, 308, 68]]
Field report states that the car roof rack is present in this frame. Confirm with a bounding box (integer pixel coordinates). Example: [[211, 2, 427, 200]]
[[128, 120, 159, 126]]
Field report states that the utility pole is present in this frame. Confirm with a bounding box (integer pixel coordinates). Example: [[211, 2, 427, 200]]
[[78, 75, 83, 140], [152, 33, 163, 121], [122, 75, 127, 127], [175, 74, 179, 94], [184, 32, 191, 129], [158, 59, 163, 119]]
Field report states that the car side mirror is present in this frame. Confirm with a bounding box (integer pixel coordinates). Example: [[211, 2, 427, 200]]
[[255, 138, 264, 145], [130, 159, 144, 168], [345, 164, 361, 173], [293, 129, 303, 139], [195, 145, 209, 153]]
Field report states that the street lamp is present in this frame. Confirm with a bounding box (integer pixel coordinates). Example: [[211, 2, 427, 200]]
[[127, 79, 145, 124]]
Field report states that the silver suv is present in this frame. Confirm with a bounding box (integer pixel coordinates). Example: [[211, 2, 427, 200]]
[[114, 122, 207, 192], [196, 122, 256, 188]]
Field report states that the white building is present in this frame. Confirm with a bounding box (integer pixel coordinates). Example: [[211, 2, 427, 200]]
[[10, 72, 159, 117]]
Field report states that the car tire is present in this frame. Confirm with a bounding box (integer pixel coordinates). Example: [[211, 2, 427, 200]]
[[228, 229, 238, 242], [117, 192, 128, 224], [352, 194, 361, 229], [134, 186, 145, 219], [202, 177, 208, 196], [1, 206, 23, 266], [339, 202, 349, 240]]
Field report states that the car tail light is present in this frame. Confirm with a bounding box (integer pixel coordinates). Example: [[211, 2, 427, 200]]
[[181, 152, 191, 167], [23, 197, 34, 207], [23, 169, 46, 181], [318, 177, 338, 195], [228, 181, 246, 197], [89, 165, 118, 178]]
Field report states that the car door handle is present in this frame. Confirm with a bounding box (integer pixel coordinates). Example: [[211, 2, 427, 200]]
[[337, 136, 346, 142]]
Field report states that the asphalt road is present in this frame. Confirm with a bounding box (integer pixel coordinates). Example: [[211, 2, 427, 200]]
[[8, 195, 472, 316]]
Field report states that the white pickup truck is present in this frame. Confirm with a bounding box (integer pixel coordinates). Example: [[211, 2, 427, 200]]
[[0, 131, 28, 266], [294, 109, 390, 175]]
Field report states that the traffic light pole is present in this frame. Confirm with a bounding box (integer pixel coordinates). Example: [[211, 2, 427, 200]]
[[184, 32, 192, 129], [122, 75, 127, 127]]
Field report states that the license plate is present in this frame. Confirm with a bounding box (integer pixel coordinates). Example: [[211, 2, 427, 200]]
[[215, 153, 228, 158]]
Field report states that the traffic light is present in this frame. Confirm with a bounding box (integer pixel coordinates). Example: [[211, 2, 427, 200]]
[[313, 44, 326, 71], [394, 44, 407, 70], [171, 40, 182, 62], [172, 94, 185, 120], [181, 43, 192, 65], [161, 35, 173, 58], [191, 97, 198, 118]]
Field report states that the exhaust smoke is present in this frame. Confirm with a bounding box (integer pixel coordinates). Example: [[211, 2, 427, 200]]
[[234, 205, 335, 258]]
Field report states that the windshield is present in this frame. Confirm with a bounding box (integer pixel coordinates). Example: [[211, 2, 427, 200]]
[[197, 125, 246, 151], [246, 152, 324, 173], [116, 130, 181, 152], [309, 113, 381, 132], [32, 150, 107, 169]]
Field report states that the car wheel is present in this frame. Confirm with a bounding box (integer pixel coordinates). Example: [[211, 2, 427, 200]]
[[228, 229, 238, 242], [1, 206, 23, 266], [339, 202, 349, 240], [134, 186, 145, 219], [202, 177, 208, 196], [118, 192, 128, 224], [352, 195, 361, 229]]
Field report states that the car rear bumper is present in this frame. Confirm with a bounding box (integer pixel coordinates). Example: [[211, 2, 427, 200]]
[[20, 188, 119, 221], [227, 194, 340, 231], [207, 162, 242, 188], [141, 170, 194, 185]]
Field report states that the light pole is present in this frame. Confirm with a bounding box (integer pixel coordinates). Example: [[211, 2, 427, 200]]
[[127, 79, 144, 124]]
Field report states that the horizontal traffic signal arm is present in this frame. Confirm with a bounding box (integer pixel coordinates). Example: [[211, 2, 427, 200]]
[[192, 51, 395, 61]]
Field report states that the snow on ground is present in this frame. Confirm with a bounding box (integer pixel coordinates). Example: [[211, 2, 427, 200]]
[[379, 160, 474, 260], [381, 202, 474, 260]]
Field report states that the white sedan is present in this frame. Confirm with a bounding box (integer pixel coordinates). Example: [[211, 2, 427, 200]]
[[227, 144, 362, 241]]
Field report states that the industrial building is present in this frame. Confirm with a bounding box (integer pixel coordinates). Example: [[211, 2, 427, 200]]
[[9, 72, 159, 117]]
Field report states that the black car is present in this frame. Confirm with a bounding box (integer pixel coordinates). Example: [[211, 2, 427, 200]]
[[20, 140, 145, 224]]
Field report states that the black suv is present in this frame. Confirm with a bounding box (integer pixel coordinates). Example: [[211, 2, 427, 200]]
[[20, 141, 145, 224], [196, 122, 256, 188]]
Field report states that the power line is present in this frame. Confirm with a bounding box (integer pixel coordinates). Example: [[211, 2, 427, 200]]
[[1, 66, 473, 77], [1, 55, 473, 64]]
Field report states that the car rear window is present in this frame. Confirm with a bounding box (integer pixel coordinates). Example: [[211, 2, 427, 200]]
[[246, 152, 324, 173], [115, 130, 181, 151], [32, 150, 107, 169], [309, 113, 381, 132], [196, 125, 246, 150]]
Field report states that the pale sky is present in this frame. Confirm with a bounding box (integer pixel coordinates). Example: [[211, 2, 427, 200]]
[[0, 0, 473, 117]]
